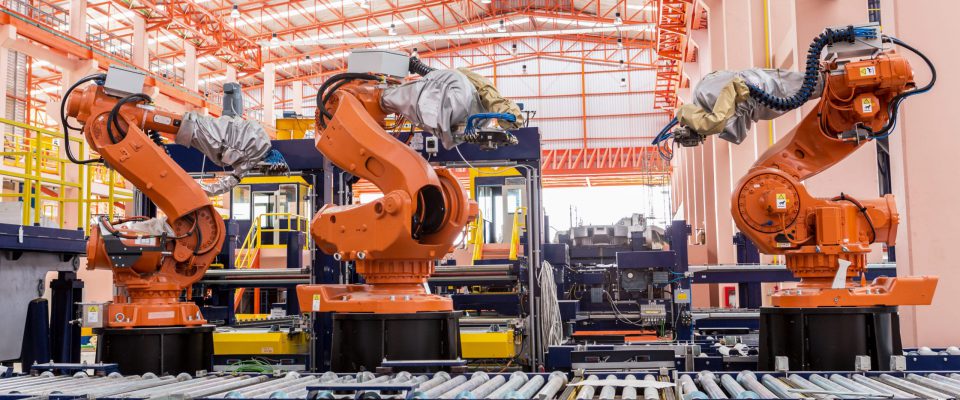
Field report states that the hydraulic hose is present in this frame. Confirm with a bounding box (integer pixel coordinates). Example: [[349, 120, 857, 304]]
[[61, 73, 107, 164]]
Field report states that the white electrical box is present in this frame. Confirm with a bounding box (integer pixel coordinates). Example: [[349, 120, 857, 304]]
[[347, 49, 410, 78], [104, 66, 146, 98], [424, 136, 439, 155]]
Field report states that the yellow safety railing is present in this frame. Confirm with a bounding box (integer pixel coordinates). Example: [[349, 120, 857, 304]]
[[235, 212, 310, 269], [469, 209, 485, 262], [508, 207, 528, 261], [0, 117, 91, 229]]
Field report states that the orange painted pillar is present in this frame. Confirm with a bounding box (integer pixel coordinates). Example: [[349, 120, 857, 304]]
[[184, 42, 198, 92], [131, 16, 148, 69], [262, 57, 276, 126]]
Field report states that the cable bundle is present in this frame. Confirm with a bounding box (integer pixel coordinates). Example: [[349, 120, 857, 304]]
[[537, 260, 564, 356]]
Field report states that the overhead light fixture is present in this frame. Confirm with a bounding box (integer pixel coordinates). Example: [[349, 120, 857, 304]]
[[411, 48, 418, 58], [620, 77, 627, 87], [497, 19, 506, 33], [359, 0, 370, 9], [522, 64, 527, 74], [510, 43, 517, 55], [614, 12, 623, 26], [619, 59, 625, 69], [270, 33, 280, 46], [388, 23, 397, 36], [230, 4, 240, 19], [481, 0, 491, 3], [617, 37, 623, 49]]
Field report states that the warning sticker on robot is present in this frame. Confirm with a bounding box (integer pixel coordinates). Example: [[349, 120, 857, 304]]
[[776, 193, 788, 209], [862, 97, 874, 113], [860, 66, 876, 76], [87, 306, 99, 323], [312, 294, 321, 311]]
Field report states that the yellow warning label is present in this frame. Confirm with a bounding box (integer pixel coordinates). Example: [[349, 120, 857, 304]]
[[859, 66, 876, 76], [776, 193, 788, 209], [88, 306, 98, 312], [861, 97, 874, 113], [676, 292, 689, 301]]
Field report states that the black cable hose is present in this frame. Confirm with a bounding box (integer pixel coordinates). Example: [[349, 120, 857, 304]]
[[313, 73, 379, 128], [865, 35, 937, 139], [408, 57, 435, 77], [106, 93, 153, 144], [61, 73, 107, 164], [746, 26, 859, 112]]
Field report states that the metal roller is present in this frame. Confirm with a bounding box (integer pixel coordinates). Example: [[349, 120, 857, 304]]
[[736, 371, 778, 399], [504, 373, 543, 400], [906, 373, 960, 398], [807, 374, 862, 399], [643, 375, 661, 400], [697, 371, 729, 399], [717, 374, 755, 399], [927, 374, 960, 390], [827, 374, 884, 398], [619, 375, 637, 400], [576, 375, 599, 400], [598, 375, 617, 400], [419, 374, 468, 399], [488, 371, 530, 399], [465, 374, 506, 399], [849, 374, 917, 399], [416, 371, 452, 393], [786, 374, 835, 399], [440, 372, 489, 399], [878, 374, 951, 399], [678, 375, 708, 399], [760, 374, 801, 399], [533, 371, 568, 400]]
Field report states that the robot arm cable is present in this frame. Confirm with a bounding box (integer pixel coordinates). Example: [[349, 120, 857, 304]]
[[61, 73, 106, 164], [866, 35, 937, 139]]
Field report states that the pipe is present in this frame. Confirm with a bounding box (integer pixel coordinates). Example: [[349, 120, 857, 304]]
[[620, 375, 637, 400], [678, 375, 708, 399], [736, 371, 778, 399], [489, 371, 530, 399], [850, 375, 917, 399], [760, 374, 801, 399], [598, 375, 618, 400], [878, 374, 950, 399], [697, 371, 729, 399], [642, 374, 660, 400]]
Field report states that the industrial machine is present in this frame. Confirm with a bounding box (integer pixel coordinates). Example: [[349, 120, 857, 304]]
[[654, 24, 937, 370], [295, 50, 524, 371], [63, 66, 276, 374]]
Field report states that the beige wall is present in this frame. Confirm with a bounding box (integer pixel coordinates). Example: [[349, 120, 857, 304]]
[[674, 0, 957, 345]]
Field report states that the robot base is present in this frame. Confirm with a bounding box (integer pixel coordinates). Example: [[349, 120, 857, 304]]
[[759, 306, 901, 371], [331, 311, 462, 372], [95, 325, 214, 375]]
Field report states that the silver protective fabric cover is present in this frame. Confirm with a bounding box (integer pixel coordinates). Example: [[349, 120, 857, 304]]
[[690, 68, 823, 144], [380, 69, 483, 149], [176, 112, 272, 195]]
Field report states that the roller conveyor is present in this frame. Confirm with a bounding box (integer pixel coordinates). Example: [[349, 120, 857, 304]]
[[0, 371, 564, 400]]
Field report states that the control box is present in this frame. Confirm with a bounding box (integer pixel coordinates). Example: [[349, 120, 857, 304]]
[[103, 66, 146, 98], [348, 49, 410, 78]]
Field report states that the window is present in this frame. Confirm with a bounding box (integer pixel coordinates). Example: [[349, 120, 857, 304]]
[[231, 186, 251, 220]]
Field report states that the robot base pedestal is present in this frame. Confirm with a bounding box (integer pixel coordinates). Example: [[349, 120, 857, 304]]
[[331, 311, 462, 372], [95, 325, 214, 375], [759, 306, 900, 371]]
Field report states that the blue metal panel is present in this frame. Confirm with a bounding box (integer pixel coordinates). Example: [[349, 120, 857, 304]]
[[616, 251, 678, 269], [690, 265, 897, 284], [167, 139, 326, 173], [0, 224, 86, 253]]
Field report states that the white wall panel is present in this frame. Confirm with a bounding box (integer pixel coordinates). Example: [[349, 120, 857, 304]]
[[584, 93, 654, 115]]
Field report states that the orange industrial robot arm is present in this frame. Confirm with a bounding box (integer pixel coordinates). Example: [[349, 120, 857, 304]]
[[297, 75, 477, 314], [663, 26, 937, 307], [64, 72, 224, 327]]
